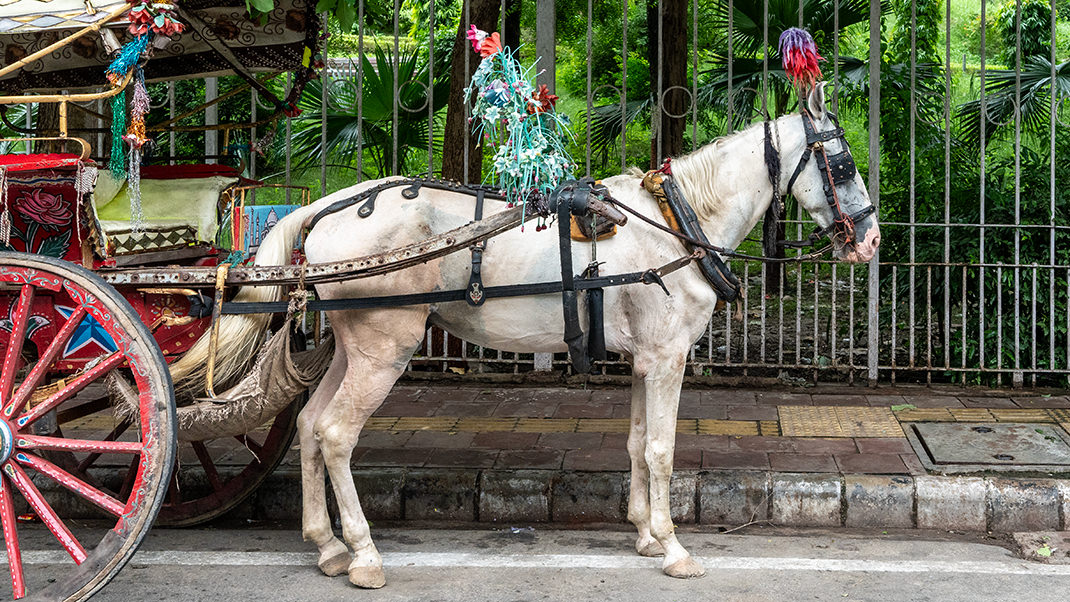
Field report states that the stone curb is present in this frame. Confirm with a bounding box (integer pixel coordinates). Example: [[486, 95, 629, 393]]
[[31, 468, 1070, 532], [235, 468, 1070, 532]]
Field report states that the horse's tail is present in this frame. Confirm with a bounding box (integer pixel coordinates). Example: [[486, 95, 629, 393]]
[[168, 202, 322, 397]]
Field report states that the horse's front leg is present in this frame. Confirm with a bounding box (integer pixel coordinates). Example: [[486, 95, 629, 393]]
[[626, 371, 664, 557], [641, 351, 706, 578]]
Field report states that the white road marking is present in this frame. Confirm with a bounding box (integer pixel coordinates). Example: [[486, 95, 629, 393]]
[[4, 550, 1069, 576]]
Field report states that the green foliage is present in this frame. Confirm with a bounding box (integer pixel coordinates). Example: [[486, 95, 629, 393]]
[[994, 0, 1053, 66], [289, 46, 449, 178]]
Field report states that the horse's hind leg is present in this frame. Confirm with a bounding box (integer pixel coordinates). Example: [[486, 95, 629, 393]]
[[626, 372, 664, 557], [299, 344, 351, 576], [316, 308, 428, 589]]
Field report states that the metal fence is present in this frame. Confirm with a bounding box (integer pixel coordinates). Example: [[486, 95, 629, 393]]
[[88, 1, 1070, 387]]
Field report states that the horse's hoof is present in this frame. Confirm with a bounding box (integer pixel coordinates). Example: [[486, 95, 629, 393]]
[[318, 551, 352, 577], [664, 556, 706, 579], [349, 566, 387, 589], [636, 539, 665, 557]]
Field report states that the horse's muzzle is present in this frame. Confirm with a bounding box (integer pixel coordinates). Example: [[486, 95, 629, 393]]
[[837, 227, 880, 263]]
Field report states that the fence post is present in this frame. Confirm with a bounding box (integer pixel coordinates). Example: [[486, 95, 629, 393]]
[[866, 0, 881, 387], [205, 76, 218, 164]]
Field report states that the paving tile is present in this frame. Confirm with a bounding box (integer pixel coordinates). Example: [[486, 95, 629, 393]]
[[673, 449, 702, 469], [384, 386, 424, 402], [678, 403, 727, 419], [768, 453, 838, 473], [455, 417, 518, 432], [393, 417, 459, 431], [375, 401, 440, 417], [473, 388, 535, 403], [405, 430, 475, 449], [790, 438, 859, 455], [894, 407, 954, 422], [536, 432, 603, 450], [423, 449, 498, 468], [962, 396, 1018, 409], [577, 419, 630, 434], [601, 433, 629, 450], [702, 451, 770, 470], [949, 408, 994, 421], [355, 448, 431, 467], [855, 438, 914, 454], [697, 419, 759, 436], [554, 404, 615, 419], [756, 392, 813, 405], [589, 389, 630, 404], [357, 431, 413, 448], [990, 409, 1052, 423], [471, 431, 540, 450], [517, 418, 578, 433], [727, 405, 779, 421], [675, 434, 714, 451], [834, 453, 909, 474], [418, 388, 480, 403], [531, 388, 593, 403], [1013, 395, 1070, 409], [759, 421, 781, 436], [897, 395, 966, 408], [864, 394, 908, 406], [434, 402, 498, 417], [702, 390, 758, 405], [811, 394, 869, 406], [732, 437, 796, 453], [492, 402, 559, 417], [780, 406, 903, 438], [563, 449, 630, 471], [495, 450, 564, 469], [611, 405, 632, 418], [899, 453, 926, 475]]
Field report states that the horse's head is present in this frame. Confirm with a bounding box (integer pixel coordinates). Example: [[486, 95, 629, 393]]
[[787, 82, 880, 263]]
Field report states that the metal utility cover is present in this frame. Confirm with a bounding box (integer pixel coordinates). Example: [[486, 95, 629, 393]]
[[909, 423, 1070, 471]]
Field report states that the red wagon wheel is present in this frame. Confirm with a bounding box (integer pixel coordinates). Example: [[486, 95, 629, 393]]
[[158, 399, 298, 527], [0, 253, 176, 601]]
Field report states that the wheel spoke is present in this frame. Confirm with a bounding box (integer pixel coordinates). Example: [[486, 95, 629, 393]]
[[4, 306, 87, 420], [0, 473, 25, 599], [234, 434, 263, 458], [15, 434, 142, 455], [76, 420, 131, 474], [0, 285, 35, 407], [3, 461, 87, 564], [15, 452, 125, 517], [191, 442, 224, 492], [16, 351, 124, 429]]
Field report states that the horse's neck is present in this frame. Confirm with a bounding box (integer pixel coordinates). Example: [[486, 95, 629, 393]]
[[672, 116, 803, 252]]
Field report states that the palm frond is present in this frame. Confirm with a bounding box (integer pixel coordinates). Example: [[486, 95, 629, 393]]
[[956, 57, 1070, 147]]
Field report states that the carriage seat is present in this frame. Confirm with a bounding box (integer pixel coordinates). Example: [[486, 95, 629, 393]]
[[91, 164, 241, 256]]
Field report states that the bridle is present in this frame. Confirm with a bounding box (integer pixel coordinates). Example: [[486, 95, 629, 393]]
[[774, 108, 876, 250]]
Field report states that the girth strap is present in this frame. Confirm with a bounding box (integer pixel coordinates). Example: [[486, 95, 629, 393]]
[[554, 181, 590, 374]]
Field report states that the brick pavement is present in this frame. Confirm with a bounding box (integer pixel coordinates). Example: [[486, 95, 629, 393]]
[[325, 384, 1070, 476]]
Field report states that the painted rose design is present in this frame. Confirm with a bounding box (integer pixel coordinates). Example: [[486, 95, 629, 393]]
[[16, 190, 72, 231]]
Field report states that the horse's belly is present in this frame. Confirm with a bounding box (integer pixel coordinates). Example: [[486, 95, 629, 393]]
[[429, 294, 570, 354]]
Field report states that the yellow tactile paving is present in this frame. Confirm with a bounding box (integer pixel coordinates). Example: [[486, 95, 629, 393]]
[[697, 419, 760, 436], [576, 419, 630, 433], [675, 419, 698, 434], [514, 418, 579, 433], [779, 406, 904, 438], [365, 417, 399, 430], [759, 421, 781, 436], [1060, 423, 1070, 435], [990, 409, 1053, 423], [1049, 409, 1070, 422], [949, 408, 995, 421], [454, 417, 518, 432], [392, 417, 459, 432], [893, 407, 954, 422]]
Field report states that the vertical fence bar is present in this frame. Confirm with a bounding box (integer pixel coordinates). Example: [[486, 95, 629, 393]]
[[357, 0, 365, 181], [908, 0, 916, 369], [978, 0, 987, 376], [943, 0, 952, 370], [428, 1, 435, 175], [168, 82, 175, 164], [866, 0, 881, 386], [726, 0, 733, 134], [586, 0, 593, 176], [392, 0, 400, 176], [1050, 0, 1057, 378], [204, 77, 218, 163], [321, 13, 329, 198], [1012, 0, 1022, 387], [621, 0, 628, 172]]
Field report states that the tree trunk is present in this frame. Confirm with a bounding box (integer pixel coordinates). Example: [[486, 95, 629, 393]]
[[441, 0, 500, 184], [646, 0, 687, 169]]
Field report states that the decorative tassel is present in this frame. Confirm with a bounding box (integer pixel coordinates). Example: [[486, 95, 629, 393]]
[[778, 27, 823, 91], [105, 33, 150, 86], [0, 167, 10, 247], [110, 93, 128, 179], [128, 148, 144, 233]]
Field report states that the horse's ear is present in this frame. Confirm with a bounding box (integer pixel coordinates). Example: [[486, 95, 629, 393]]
[[806, 81, 827, 119]]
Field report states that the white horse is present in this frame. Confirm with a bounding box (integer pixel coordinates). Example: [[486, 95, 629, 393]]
[[201, 83, 879, 587]]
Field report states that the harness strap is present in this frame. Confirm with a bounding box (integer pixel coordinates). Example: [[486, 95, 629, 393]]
[[556, 181, 589, 373], [465, 190, 488, 306]]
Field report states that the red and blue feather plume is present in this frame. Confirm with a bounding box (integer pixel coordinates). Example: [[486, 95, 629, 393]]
[[778, 27, 823, 90]]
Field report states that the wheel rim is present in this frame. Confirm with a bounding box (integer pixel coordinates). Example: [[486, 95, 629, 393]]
[[0, 254, 175, 601]]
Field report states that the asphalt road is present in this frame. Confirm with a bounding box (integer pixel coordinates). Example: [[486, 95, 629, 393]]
[[10, 523, 1070, 602]]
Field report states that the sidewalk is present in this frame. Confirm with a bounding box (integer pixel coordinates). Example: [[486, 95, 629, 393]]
[[251, 384, 1070, 532]]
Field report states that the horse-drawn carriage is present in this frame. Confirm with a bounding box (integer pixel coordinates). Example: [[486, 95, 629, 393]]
[[0, 3, 880, 599]]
